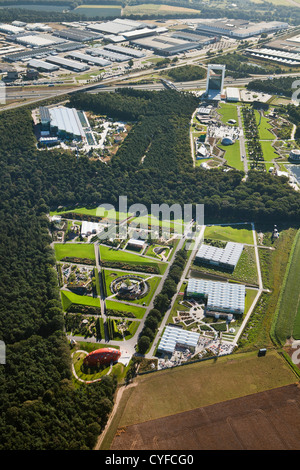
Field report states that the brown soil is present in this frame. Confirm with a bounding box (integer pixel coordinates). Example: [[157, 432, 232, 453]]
[[110, 383, 300, 450]]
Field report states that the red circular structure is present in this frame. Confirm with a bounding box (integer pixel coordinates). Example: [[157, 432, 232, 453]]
[[83, 348, 121, 367]]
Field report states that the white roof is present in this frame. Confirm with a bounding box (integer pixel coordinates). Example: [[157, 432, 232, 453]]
[[187, 278, 245, 313], [158, 326, 200, 354], [81, 221, 100, 235], [127, 238, 145, 246], [196, 241, 243, 269], [49, 107, 85, 139]]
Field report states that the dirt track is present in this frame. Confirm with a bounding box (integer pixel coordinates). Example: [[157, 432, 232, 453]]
[[110, 383, 300, 450]]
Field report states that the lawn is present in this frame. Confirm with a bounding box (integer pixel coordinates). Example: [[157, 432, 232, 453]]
[[260, 141, 279, 163], [99, 244, 168, 274], [54, 243, 95, 262], [61, 290, 100, 311], [50, 206, 130, 222], [255, 111, 274, 140], [105, 299, 146, 319], [204, 224, 254, 244], [217, 103, 239, 125], [218, 141, 243, 171], [113, 351, 297, 428]]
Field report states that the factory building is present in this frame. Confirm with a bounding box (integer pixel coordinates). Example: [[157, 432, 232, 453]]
[[28, 59, 59, 72], [245, 47, 300, 66], [195, 241, 244, 271], [186, 278, 246, 316], [131, 34, 200, 56], [86, 47, 132, 62], [196, 18, 288, 39], [103, 44, 146, 58], [45, 56, 90, 72], [157, 326, 200, 355], [39, 106, 86, 141], [66, 51, 111, 67], [53, 28, 102, 42]]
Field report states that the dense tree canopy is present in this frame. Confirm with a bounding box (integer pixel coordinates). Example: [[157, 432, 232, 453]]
[[0, 88, 299, 449]]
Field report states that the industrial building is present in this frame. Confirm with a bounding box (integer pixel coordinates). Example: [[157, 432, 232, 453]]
[[53, 28, 103, 42], [45, 56, 90, 72], [4, 46, 56, 62], [186, 278, 246, 316], [131, 34, 200, 56], [86, 47, 132, 62], [0, 23, 25, 35], [226, 87, 240, 102], [157, 326, 200, 355], [39, 106, 86, 141], [12, 33, 65, 48], [195, 241, 244, 271], [28, 59, 59, 72], [66, 51, 111, 67], [103, 44, 146, 58], [195, 18, 288, 39], [245, 47, 300, 66]]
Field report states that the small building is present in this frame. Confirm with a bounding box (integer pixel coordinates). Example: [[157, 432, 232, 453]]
[[289, 149, 300, 162], [126, 238, 145, 251], [81, 221, 100, 237], [226, 87, 240, 102]]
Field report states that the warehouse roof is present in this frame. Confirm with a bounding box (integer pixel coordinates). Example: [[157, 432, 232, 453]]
[[158, 326, 200, 354], [186, 278, 246, 314], [66, 51, 111, 67], [49, 107, 85, 138], [196, 241, 243, 269]]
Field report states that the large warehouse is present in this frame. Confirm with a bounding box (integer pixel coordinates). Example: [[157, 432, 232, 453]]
[[157, 326, 200, 355], [195, 241, 244, 271], [39, 106, 86, 141], [186, 278, 246, 316], [195, 18, 288, 39]]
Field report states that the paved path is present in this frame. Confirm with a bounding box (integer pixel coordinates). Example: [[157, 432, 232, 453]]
[[237, 105, 248, 175]]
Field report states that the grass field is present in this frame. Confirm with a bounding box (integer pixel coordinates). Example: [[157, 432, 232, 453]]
[[218, 141, 243, 171], [204, 224, 254, 244], [255, 111, 274, 140], [260, 140, 279, 163], [54, 243, 95, 261], [105, 350, 297, 433], [272, 230, 300, 343], [217, 103, 239, 125], [61, 290, 100, 311], [99, 244, 168, 274], [105, 299, 146, 319]]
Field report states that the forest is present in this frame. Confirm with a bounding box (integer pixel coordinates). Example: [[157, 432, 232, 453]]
[[0, 88, 300, 449]]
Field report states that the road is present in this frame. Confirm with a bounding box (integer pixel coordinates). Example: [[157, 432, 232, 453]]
[[237, 105, 248, 175], [147, 224, 205, 358]]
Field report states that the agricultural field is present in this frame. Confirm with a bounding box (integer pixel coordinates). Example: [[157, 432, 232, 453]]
[[101, 350, 298, 449], [123, 3, 201, 16], [272, 230, 300, 343]]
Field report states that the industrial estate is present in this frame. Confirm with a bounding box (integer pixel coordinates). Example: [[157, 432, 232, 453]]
[[1, 0, 300, 453]]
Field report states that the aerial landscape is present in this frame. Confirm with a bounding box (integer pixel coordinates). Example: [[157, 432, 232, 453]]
[[1, 0, 300, 457]]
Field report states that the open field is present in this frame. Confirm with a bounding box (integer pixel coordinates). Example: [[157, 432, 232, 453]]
[[74, 5, 122, 18], [54, 243, 95, 262], [110, 383, 300, 450], [61, 290, 100, 311], [123, 3, 201, 16], [204, 224, 254, 244], [272, 230, 300, 342], [50, 206, 130, 221], [102, 350, 298, 449]]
